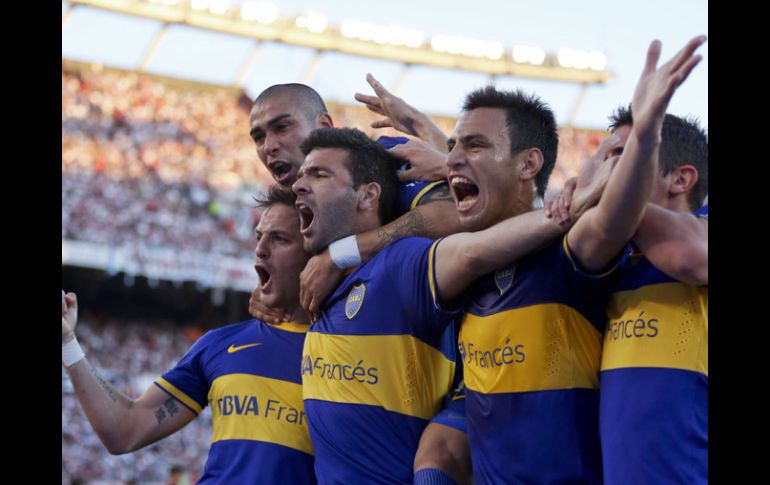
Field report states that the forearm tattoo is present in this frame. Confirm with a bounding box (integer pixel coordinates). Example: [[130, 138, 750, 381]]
[[89, 364, 118, 404], [373, 210, 425, 254]]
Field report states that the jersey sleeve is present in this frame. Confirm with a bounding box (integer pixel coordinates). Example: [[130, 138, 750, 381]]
[[154, 330, 217, 414], [384, 237, 456, 333]]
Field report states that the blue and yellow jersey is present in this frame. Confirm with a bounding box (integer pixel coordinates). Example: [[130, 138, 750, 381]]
[[430, 236, 624, 485], [377, 135, 449, 214], [155, 319, 315, 485], [302, 237, 458, 484], [600, 204, 708, 485]]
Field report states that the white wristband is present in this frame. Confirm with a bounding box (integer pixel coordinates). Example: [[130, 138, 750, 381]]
[[328, 235, 362, 269], [62, 336, 86, 367]]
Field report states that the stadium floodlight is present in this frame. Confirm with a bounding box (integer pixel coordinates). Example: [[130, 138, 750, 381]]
[[386, 26, 424, 48], [240, 1, 259, 20], [511, 45, 529, 64], [296, 11, 328, 33], [340, 20, 424, 48], [528, 47, 546, 65], [430, 34, 454, 54], [240, 1, 278, 24], [513, 45, 546, 65], [484, 41, 504, 60], [558, 48, 576, 68], [574, 51, 591, 69], [190, 0, 209, 11], [432, 34, 503, 60], [400, 28, 424, 48], [588, 51, 607, 71], [559, 48, 602, 70], [340, 18, 361, 39], [372, 24, 391, 45], [208, 0, 230, 15]]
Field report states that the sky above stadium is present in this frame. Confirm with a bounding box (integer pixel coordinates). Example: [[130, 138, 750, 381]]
[[62, 0, 708, 130]]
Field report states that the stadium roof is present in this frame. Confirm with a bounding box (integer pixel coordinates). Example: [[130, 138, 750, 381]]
[[62, 0, 707, 129]]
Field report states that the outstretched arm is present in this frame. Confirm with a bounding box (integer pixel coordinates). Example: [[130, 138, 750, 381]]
[[62, 291, 195, 454], [633, 203, 708, 285], [433, 209, 567, 301], [566, 36, 706, 273]]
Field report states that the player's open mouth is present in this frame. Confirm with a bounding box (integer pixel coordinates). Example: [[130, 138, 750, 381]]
[[268, 161, 293, 184], [450, 175, 480, 212], [255, 264, 271, 291], [297, 203, 315, 235]]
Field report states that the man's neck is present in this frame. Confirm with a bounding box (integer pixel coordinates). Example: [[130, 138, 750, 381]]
[[284, 304, 310, 325], [660, 194, 693, 213]]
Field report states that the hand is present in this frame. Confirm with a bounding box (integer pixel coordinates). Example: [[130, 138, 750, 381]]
[[355, 73, 424, 136], [570, 154, 621, 220], [390, 138, 449, 182], [631, 36, 706, 142], [249, 287, 288, 324], [545, 132, 622, 224], [568, 133, 624, 219], [62, 290, 78, 343], [545, 177, 577, 226], [300, 251, 345, 323]]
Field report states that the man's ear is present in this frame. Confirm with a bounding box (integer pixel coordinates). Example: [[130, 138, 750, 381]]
[[318, 112, 334, 128], [358, 182, 382, 213], [519, 147, 544, 183], [669, 164, 699, 197]]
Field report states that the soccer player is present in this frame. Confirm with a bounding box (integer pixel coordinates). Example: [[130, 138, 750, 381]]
[[423, 36, 706, 484], [246, 83, 461, 322], [599, 107, 708, 484], [291, 127, 463, 483], [61, 186, 316, 484], [248, 83, 472, 484]]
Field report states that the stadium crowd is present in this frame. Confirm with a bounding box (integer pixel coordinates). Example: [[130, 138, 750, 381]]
[[62, 316, 209, 485], [62, 66, 599, 261]]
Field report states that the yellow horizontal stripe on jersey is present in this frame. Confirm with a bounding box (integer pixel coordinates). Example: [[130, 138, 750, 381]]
[[603, 282, 708, 376], [460, 303, 602, 394], [208, 374, 312, 455], [302, 333, 456, 420], [155, 377, 203, 414]]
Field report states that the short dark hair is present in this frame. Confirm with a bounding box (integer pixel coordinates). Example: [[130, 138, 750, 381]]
[[608, 105, 708, 210], [254, 184, 298, 211], [254, 83, 328, 121], [607, 104, 633, 132], [299, 127, 398, 224], [463, 86, 559, 198]]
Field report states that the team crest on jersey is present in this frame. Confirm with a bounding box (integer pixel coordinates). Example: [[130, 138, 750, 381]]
[[495, 265, 516, 294], [345, 284, 366, 319]]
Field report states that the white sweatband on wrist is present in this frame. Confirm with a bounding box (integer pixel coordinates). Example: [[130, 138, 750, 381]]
[[328, 235, 362, 269], [62, 336, 86, 367]]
